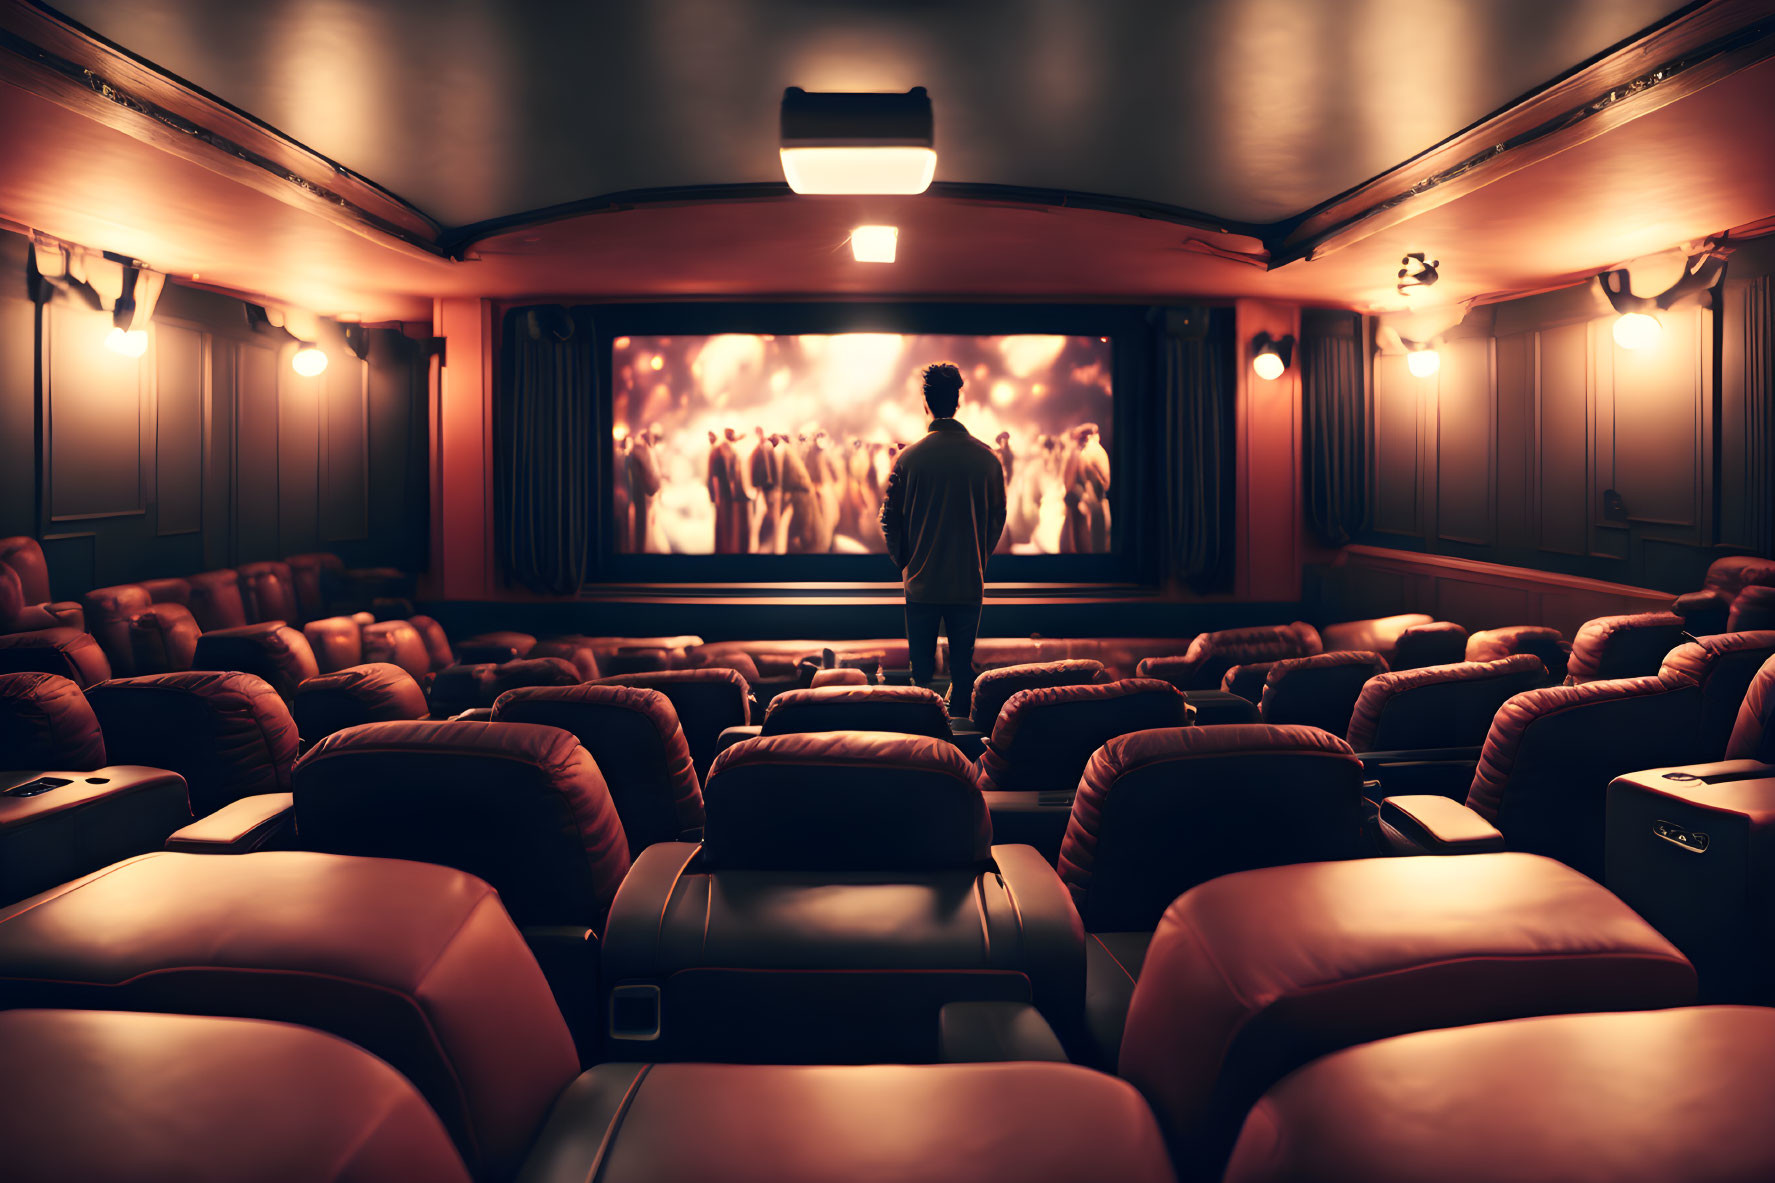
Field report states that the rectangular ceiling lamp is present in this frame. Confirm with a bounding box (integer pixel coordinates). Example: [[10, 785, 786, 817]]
[[780, 86, 935, 195], [850, 225, 898, 263]]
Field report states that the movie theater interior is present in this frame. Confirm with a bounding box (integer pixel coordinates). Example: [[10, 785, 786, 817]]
[[4, 0, 1775, 1178]]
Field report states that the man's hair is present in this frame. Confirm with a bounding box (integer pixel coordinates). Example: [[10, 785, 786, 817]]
[[921, 363, 963, 417]]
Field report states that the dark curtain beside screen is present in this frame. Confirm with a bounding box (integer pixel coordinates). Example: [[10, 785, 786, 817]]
[[1301, 309, 1369, 547], [1155, 306, 1236, 593], [1742, 277, 1773, 557], [497, 306, 599, 594]]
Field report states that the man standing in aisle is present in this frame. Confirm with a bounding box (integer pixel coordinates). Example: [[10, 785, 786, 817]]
[[879, 362, 1006, 714]]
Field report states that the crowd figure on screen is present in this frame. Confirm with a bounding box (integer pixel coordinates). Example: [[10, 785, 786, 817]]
[[619, 418, 1110, 555]]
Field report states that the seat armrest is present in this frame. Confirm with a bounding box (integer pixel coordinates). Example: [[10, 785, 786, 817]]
[[1359, 748, 1482, 803], [939, 1001, 1069, 1063], [715, 724, 762, 753], [165, 793, 295, 853], [450, 707, 494, 722], [522, 924, 602, 1067], [992, 843, 1087, 1054], [45, 601, 85, 631], [1378, 795, 1505, 856], [1358, 746, 1482, 766]]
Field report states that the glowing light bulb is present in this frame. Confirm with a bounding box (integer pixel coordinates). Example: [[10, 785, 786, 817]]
[[780, 146, 936, 195], [104, 327, 148, 358], [850, 225, 898, 263], [1613, 312, 1662, 350], [1252, 350, 1285, 381], [291, 345, 328, 377], [1406, 348, 1441, 378]]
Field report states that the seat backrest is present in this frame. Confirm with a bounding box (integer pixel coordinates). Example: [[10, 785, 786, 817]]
[[1565, 612, 1687, 683], [0, 628, 111, 688], [809, 666, 867, 687], [1730, 585, 1775, 633], [1465, 671, 1708, 877], [597, 668, 752, 781], [1319, 613, 1432, 659], [0, 1009, 473, 1183], [967, 659, 1108, 732], [185, 568, 249, 631], [1178, 689, 1260, 725], [292, 663, 429, 747], [1726, 653, 1775, 762], [128, 604, 201, 674], [1389, 621, 1469, 670], [303, 615, 365, 673], [762, 685, 952, 739], [528, 638, 601, 681], [1257, 651, 1390, 737], [702, 732, 989, 870], [86, 671, 297, 815], [979, 679, 1191, 793], [293, 720, 630, 929], [361, 620, 432, 682], [407, 614, 454, 671], [1703, 554, 1775, 597], [0, 672, 106, 769], [238, 560, 300, 625], [284, 551, 345, 619], [1218, 661, 1276, 704], [137, 576, 191, 606], [493, 683, 704, 857], [490, 657, 582, 696], [1660, 632, 1775, 760], [1673, 589, 1734, 637], [81, 583, 152, 677], [1345, 655, 1547, 751], [0, 536, 52, 603], [191, 623, 321, 702], [1152, 622, 1323, 691], [1060, 725, 1366, 932], [1465, 625, 1570, 682], [454, 631, 537, 664]]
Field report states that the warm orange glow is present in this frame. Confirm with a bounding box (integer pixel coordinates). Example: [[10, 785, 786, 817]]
[[1613, 312, 1662, 350], [1252, 350, 1285, 381], [291, 345, 328, 377], [649, 355, 664, 371], [850, 225, 898, 263], [780, 146, 936, 195], [613, 336, 631, 350], [104, 327, 148, 358], [1406, 348, 1441, 378]]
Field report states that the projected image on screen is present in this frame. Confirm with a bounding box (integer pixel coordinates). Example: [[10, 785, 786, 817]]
[[612, 333, 1112, 556]]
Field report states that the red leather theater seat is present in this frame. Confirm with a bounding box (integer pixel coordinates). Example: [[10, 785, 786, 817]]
[[809, 665, 866, 687], [360, 619, 434, 683], [1674, 587, 1733, 636], [1660, 631, 1775, 759], [1564, 611, 1687, 683], [491, 656, 583, 696], [0, 627, 111, 687], [0, 537, 82, 632], [603, 731, 1084, 1063], [0, 852, 578, 1181], [0, 672, 105, 769], [292, 663, 430, 747], [1256, 649, 1389, 736], [1121, 854, 1696, 1181], [238, 559, 302, 625], [1465, 624, 1571, 682], [1731, 584, 1775, 633], [85, 671, 297, 816], [1320, 613, 1431, 660], [761, 684, 953, 739], [426, 661, 501, 717], [1704, 555, 1775, 599], [528, 637, 602, 681], [293, 720, 630, 931], [81, 582, 153, 676], [977, 679, 1189, 795], [0, 1009, 472, 1183], [597, 668, 752, 782], [1221, 1007, 1775, 1183], [1727, 654, 1775, 761], [185, 568, 250, 631], [285, 551, 345, 619], [1345, 654, 1547, 751], [493, 683, 704, 857], [1136, 620, 1322, 691], [407, 614, 455, 671], [1389, 619, 1469, 669], [303, 614, 365, 673], [1218, 660, 1274, 703], [192, 621, 321, 701], [128, 603, 201, 674], [965, 659, 1109, 735], [455, 630, 538, 664]]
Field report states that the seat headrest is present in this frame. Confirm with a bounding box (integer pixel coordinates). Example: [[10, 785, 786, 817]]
[[293, 720, 629, 928], [361, 620, 432, 682], [1465, 624, 1570, 681], [303, 615, 364, 673], [184, 568, 247, 631], [0, 628, 112, 687], [0, 1009, 472, 1183], [810, 666, 867, 688], [292, 663, 429, 746], [128, 604, 202, 675], [1730, 585, 1775, 633], [455, 631, 537, 663], [1345, 654, 1546, 751], [1257, 650, 1389, 736], [599, 666, 752, 694], [703, 732, 989, 870], [1703, 554, 1775, 596], [0, 562, 22, 627], [528, 638, 602, 681], [968, 659, 1108, 732], [491, 656, 582, 694], [0, 536, 52, 602], [1727, 653, 1775, 762], [1566, 612, 1687, 683], [1219, 662, 1277, 703], [191, 622, 320, 700], [427, 662, 500, 715], [1660, 631, 1775, 757], [406, 615, 454, 672], [1673, 589, 1734, 635], [1320, 613, 1433, 656], [762, 685, 952, 739], [1389, 620, 1470, 669], [980, 678, 1191, 794], [0, 672, 106, 770]]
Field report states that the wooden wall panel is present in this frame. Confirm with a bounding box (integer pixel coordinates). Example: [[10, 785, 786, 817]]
[[1434, 336, 1494, 546], [46, 302, 146, 521], [1610, 304, 1702, 531], [154, 323, 205, 536], [234, 342, 280, 559], [321, 357, 369, 542], [1494, 332, 1531, 550], [1371, 354, 1421, 538], [276, 361, 321, 558], [0, 235, 35, 539], [1536, 320, 1589, 557]]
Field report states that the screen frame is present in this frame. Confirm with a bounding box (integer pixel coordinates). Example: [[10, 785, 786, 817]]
[[587, 302, 1159, 587]]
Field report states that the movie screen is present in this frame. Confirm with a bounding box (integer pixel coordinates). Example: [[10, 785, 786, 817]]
[[612, 333, 1113, 556]]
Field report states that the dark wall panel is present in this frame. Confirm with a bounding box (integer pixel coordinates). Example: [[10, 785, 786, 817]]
[[47, 302, 145, 521], [1537, 321, 1589, 557], [321, 356, 368, 542], [0, 235, 35, 539], [277, 361, 320, 558], [234, 342, 280, 563], [1494, 332, 1531, 550], [154, 322, 204, 537], [1611, 304, 1701, 531], [1371, 354, 1420, 537], [1435, 336, 1493, 546]]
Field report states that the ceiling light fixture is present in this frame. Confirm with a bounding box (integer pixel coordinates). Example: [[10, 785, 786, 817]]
[[780, 87, 935, 195], [1598, 244, 1728, 351], [1250, 331, 1294, 381], [1406, 348, 1441, 379], [1396, 252, 1440, 297], [291, 344, 328, 377], [1612, 311, 1663, 350], [850, 225, 898, 263]]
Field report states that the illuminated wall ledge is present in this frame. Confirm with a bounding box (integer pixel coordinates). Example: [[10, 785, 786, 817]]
[[574, 581, 1176, 607]]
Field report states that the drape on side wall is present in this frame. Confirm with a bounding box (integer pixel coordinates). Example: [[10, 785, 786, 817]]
[[497, 306, 599, 595], [1744, 276, 1773, 556], [1155, 306, 1235, 593], [1301, 309, 1369, 548]]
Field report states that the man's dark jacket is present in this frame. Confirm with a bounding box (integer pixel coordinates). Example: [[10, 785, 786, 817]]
[[880, 418, 1007, 603]]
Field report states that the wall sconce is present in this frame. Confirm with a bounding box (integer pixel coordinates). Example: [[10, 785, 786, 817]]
[[780, 87, 936, 194], [291, 343, 329, 377], [1598, 244, 1728, 350], [1405, 347, 1441, 378], [1250, 331, 1294, 381], [1396, 252, 1440, 297]]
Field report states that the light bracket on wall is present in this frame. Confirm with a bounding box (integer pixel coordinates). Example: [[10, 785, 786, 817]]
[[1598, 244, 1728, 315], [1250, 331, 1295, 381], [1396, 252, 1440, 297]]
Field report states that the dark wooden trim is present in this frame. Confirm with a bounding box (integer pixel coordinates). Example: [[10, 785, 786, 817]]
[[1276, 0, 1775, 264]]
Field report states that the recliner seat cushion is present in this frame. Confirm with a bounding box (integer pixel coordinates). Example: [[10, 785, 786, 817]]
[[86, 671, 297, 815], [361, 620, 433, 682], [186, 568, 249, 631], [1465, 625, 1571, 682], [1565, 612, 1687, 683], [293, 663, 430, 747], [1726, 654, 1775, 761], [294, 720, 630, 930], [1703, 555, 1775, 597], [193, 622, 321, 701], [408, 614, 454, 671], [597, 669, 751, 781], [809, 666, 867, 687], [1257, 650, 1389, 737], [1120, 854, 1697, 1181], [1674, 588, 1734, 637], [285, 551, 345, 619], [1218, 661, 1276, 704], [491, 657, 583, 695], [0, 672, 105, 769], [0, 852, 578, 1181], [1059, 725, 1366, 933], [304, 615, 365, 673], [1730, 585, 1775, 633], [1320, 613, 1433, 659], [492, 683, 703, 857], [0, 628, 111, 687], [456, 631, 538, 664], [1136, 622, 1321, 691], [1660, 632, 1775, 759], [528, 638, 601, 681], [966, 660, 1108, 733], [81, 583, 151, 676], [1389, 621, 1469, 670], [978, 679, 1190, 794], [762, 685, 952, 739], [128, 603, 201, 674], [1346, 654, 1547, 751], [238, 560, 301, 625]]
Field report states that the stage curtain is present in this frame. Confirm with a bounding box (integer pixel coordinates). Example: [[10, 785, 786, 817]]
[[497, 306, 599, 594], [1301, 309, 1369, 547], [1741, 276, 1773, 556], [1156, 306, 1236, 592]]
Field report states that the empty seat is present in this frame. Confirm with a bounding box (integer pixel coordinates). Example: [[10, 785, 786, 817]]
[[303, 615, 364, 673], [1565, 611, 1687, 683], [455, 630, 537, 663], [1465, 624, 1571, 682], [1221, 1007, 1775, 1183], [408, 614, 455, 671], [1177, 688, 1260, 725], [1731, 584, 1775, 633], [0, 672, 105, 769], [761, 685, 952, 739], [0, 1009, 472, 1183], [0, 852, 578, 1181], [185, 568, 249, 631], [809, 666, 866, 687], [604, 731, 1084, 1062], [529, 637, 601, 680], [1218, 660, 1275, 703], [293, 720, 629, 931], [1726, 654, 1775, 761], [1345, 654, 1546, 751], [192, 622, 321, 701], [966, 659, 1108, 735], [1660, 631, 1775, 759], [86, 671, 297, 816], [285, 551, 345, 619], [1256, 650, 1389, 736], [1320, 613, 1433, 660], [238, 559, 301, 624], [80, 582, 152, 676], [1703, 554, 1775, 599], [1135, 621, 1322, 691], [0, 628, 110, 687], [0, 537, 81, 631], [127, 603, 201, 673], [426, 662, 500, 717], [493, 683, 703, 857], [292, 663, 429, 747], [1119, 854, 1696, 1181], [1060, 725, 1367, 1064], [1389, 620, 1469, 669], [490, 656, 583, 697], [597, 668, 752, 782], [977, 679, 1189, 794], [1674, 588, 1733, 636], [361, 619, 432, 682]]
